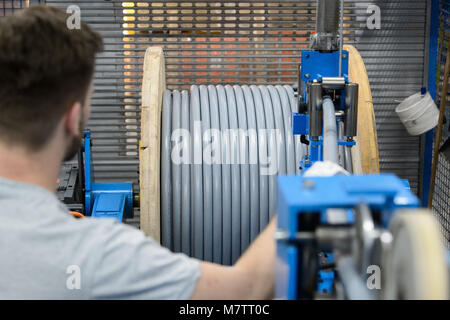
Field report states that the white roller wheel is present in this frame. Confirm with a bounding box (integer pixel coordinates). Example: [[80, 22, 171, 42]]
[[383, 210, 448, 300]]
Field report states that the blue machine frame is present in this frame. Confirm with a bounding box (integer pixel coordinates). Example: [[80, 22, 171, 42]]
[[299, 50, 349, 108], [279, 39, 421, 299], [275, 174, 420, 299], [422, 0, 440, 206], [83, 130, 133, 222], [293, 49, 354, 169]]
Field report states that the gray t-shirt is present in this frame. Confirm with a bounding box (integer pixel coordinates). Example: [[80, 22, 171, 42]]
[[0, 176, 201, 299]]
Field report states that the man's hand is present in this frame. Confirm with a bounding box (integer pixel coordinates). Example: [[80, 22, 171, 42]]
[[190, 217, 277, 300]]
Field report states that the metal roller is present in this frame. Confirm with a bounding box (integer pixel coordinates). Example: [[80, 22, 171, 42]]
[[344, 83, 359, 138], [308, 83, 323, 138]]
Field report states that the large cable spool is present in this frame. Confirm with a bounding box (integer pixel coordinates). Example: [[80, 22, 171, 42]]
[[139, 46, 379, 264], [160, 84, 302, 264], [344, 44, 380, 174]]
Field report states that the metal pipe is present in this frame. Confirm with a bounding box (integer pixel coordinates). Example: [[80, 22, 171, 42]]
[[316, 0, 340, 35], [323, 97, 339, 163], [312, 0, 340, 51]]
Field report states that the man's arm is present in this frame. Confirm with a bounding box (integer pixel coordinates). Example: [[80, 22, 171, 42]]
[[190, 217, 276, 300]]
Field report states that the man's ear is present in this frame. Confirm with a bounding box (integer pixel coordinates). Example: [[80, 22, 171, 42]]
[[64, 102, 82, 137]]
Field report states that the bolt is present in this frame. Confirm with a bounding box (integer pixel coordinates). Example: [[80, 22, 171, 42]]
[[305, 74, 310, 79]]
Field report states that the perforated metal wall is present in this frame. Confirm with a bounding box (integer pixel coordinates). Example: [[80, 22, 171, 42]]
[[431, 0, 449, 246]]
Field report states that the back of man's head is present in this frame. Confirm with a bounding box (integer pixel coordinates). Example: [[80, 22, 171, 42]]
[[0, 5, 103, 152]]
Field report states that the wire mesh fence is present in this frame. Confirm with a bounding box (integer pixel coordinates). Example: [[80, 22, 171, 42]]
[[431, 0, 450, 247]]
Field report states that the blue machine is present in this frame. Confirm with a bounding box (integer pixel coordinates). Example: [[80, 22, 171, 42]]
[[275, 0, 425, 300], [82, 130, 134, 222], [291, 38, 358, 169], [275, 174, 420, 299]]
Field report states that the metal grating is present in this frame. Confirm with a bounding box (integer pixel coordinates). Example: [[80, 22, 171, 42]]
[[0, 0, 28, 17], [432, 0, 450, 247], [32, 1, 429, 229]]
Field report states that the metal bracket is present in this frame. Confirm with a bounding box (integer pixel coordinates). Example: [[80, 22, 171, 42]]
[[83, 130, 134, 222]]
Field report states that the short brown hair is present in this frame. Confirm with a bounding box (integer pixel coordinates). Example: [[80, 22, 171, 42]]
[[0, 5, 103, 151]]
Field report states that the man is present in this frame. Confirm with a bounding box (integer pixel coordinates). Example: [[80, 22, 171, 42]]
[[0, 5, 275, 299]]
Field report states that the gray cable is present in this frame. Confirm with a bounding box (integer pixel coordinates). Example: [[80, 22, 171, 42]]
[[242, 85, 260, 243], [200, 85, 213, 262], [323, 97, 339, 164], [161, 90, 173, 250], [180, 90, 191, 256], [233, 85, 250, 255], [250, 85, 269, 232], [338, 120, 345, 168], [217, 85, 232, 265], [171, 90, 182, 253], [345, 144, 353, 174], [258, 85, 279, 219], [160, 85, 301, 263], [267, 85, 287, 175], [225, 85, 241, 264], [208, 85, 223, 264], [190, 85, 203, 260], [284, 85, 303, 175], [276, 85, 296, 175]]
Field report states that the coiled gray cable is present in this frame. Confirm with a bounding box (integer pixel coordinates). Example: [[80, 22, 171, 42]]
[[208, 85, 223, 264], [161, 90, 172, 249], [160, 85, 303, 264], [190, 85, 203, 260], [200, 85, 213, 262], [171, 90, 181, 253], [224, 85, 242, 264], [180, 90, 191, 256], [217, 85, 232, 265], [250, 85, 269, 233], [233, 85, 250, 255]]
